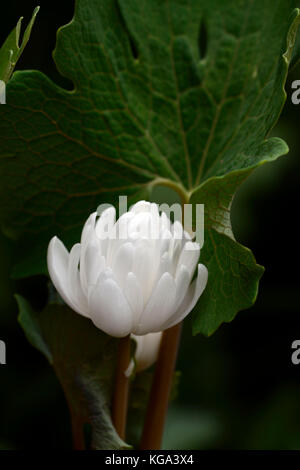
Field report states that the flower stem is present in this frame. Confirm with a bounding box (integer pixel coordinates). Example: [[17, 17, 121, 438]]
[[112, 334, 131, 440], [139, 322, 182, 449]]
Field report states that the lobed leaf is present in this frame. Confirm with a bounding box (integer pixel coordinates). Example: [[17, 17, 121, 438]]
[[0, 0, 299, 334]]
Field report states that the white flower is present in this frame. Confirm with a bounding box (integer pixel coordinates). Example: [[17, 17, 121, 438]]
[[47, 201, 208, 337]]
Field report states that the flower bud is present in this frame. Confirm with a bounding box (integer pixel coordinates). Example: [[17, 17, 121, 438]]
[[132, 332, 163, 373], [47, 201, 208, 337], [124, 332, 163, 377]]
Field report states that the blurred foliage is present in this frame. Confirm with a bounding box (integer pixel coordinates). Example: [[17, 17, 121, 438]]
[[1, 0, 300, 450]]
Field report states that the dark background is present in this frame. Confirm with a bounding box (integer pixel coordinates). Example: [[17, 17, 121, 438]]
[[0, 0, 300, 450]]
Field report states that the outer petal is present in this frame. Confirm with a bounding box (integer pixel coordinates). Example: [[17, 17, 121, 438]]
[[176, 241, 200, 278], [95, 206, 116, 258], [80, 212, 101, 292], [162, 264, 208, 329], [88, 277, 134, 337], [67, 244, 89, 316], [81, 212, 97, 245], [174, 265, 190, 307], [134, 272, 177, 335], [47, 237, 85, 316]]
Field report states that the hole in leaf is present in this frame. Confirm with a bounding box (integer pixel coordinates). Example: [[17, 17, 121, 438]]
[[198, 18, 208, 60]]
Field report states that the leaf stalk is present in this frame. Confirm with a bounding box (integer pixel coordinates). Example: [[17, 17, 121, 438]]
[[139, 323, 182, 449]]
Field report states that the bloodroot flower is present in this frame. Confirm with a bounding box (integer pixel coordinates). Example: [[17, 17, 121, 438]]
[[47, 201, 208, 337]]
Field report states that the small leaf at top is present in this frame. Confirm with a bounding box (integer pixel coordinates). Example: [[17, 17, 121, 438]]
[[0, 6, 39, 83]]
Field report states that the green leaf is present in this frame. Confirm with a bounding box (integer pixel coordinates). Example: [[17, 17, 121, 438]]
[[289, 6, 300, 70], [190, 138, 285, 334], [0, 7, 39, 83], [0, 1, 299, 332], [192, 231, 264, 335], [17, 295, 129, 450]]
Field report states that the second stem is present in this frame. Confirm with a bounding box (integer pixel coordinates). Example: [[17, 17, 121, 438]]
[[139, 322, 182, 449]]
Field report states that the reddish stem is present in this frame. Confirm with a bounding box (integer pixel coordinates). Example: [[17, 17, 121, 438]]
[[139, 323, 182, 449], [111, 335, 131, 440]]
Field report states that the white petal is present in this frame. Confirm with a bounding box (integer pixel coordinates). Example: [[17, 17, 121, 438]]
[[128, 212, 151, 236], [83, 243, 105, 287], [155, 252, 172, 282], [80, 213, 101, 292], [47, 237, 85, 315], [95, 206, 116, 242], [112, 242, 134, 289], [114, 212, 134, 240], [150, 202, 160, 219], [88, 278, 133, 337], [183, 229, 192, 241], [132, 240, 155, 303], [157, 230, 173, 264], [105, 213, 134, 268], [175, 265, 190, 307], [176, 241, 200, 278], [130, 203, 160, 240], [67, 244, 89, 316], [81, 212, 97, 245], [124, 272, 144, 325], [172, 220, 184, 239], [129, 200, 151, 214], [135, 272, 177, 334], [160, 211, 171, 232], [169, 221, 184, 263], [90, 267, 114, 295], [163, 264, 208, 329]]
